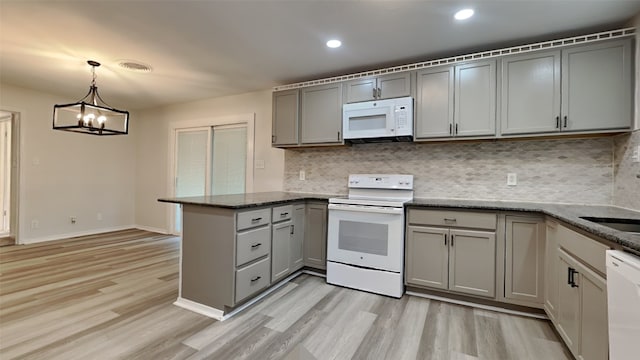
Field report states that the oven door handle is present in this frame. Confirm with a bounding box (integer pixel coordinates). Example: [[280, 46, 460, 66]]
[[328, 203, 404, 215]]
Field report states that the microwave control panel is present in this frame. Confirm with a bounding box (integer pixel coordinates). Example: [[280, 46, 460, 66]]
[[395, 105, 410, 130]]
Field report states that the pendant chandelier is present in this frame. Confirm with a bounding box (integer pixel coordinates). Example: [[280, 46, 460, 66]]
[[53, 60, 129, 135]]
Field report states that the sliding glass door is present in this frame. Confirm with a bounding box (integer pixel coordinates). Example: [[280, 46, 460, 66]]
[[173, 124, 247, 233]]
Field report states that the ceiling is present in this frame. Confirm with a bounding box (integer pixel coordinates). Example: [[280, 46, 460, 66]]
[[1, 0, 639, 111]]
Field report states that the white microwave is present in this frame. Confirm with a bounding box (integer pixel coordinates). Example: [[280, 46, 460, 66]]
[[342, 96, 413, 143]]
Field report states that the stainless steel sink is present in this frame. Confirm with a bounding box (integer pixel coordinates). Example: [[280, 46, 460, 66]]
[[580, 217, 640, 234]]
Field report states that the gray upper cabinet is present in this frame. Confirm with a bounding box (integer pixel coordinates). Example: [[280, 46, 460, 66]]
[[345, 72, 412, 103], [500, 51, 561, 135], [415, 60, 496, 140], [300, 83, 343, 145], [455, 60, 497, 137], [272, 89, 299, 146], [561, 39, 632, 132], [415, 66, 454, 139]]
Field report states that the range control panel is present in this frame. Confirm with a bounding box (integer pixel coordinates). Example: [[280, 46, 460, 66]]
[[348, 174, 414, 190]]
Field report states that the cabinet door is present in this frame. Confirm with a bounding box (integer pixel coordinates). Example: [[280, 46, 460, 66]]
[[272, 89, 299, 146], [544, 221, 559, 323], [378, 72, 412, 99], [415, 66, 454, 139], [577, 261, 608, 360], [290, 204, 305, 272], [561, 39, 632, 131], [300, 83, 343, 144], [271, 220, 292, 282], [345, 77, 377, 103], [504, 216, 545, 305], [500, 51, 561, 135], [455, 60, 496, 137], [304, 203, 327, 270], [556, 249, 581, 355], [405, 226, 449, 290], [449, 229, 496, 298]]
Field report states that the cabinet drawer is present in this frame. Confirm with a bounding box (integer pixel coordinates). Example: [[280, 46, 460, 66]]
[[237, 208, 271, 231], [557, 225, 609, 274], [408, 209, 497, 230], [236, 226, 271, 267], [272, 205, 293, 223], [235, 257, 270, 303]]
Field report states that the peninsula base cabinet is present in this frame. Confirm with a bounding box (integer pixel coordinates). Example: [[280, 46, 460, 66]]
[[406, 209, 497, 298]]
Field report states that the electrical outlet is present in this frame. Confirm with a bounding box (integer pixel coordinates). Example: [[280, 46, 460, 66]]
[[299, 170, 306, 181], [70, 216, 77, 224], [507, 173, 517, 186]]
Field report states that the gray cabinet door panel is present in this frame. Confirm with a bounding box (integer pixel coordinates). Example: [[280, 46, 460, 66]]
[[544, 221, 559, 323], [290, 204, 305, 272], [449, 229, 496, 298], [415, 66, 454, 139], [504, 216, 545, 305], [406, 226, 449, 290], [455, 60, 497, 137], [561, 39, 632, 131], [236, 226, 271, 267], [272, 89, 299, 146], [556, 249, 581, 354], [378, 72, 412, 99], [578, 262, 608, 360], [304, 203, 327, 269], [345, 78, 377, 103], [301, 83, 343, 144], [271, 220, 292, 283], [500, 51, 561, 135]]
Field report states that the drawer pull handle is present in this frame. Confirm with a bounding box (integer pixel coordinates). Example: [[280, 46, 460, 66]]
[[280, 212, 289, 217], [251, 217, 262, 223], [444, 233, 447, 246], [290, 225, 295, 235], [569, 268, 579, 288], [444, 218, 457, 223], [451, 235, 455, 247], [250, 276, 261, 283], [251, 243, 262, 248]]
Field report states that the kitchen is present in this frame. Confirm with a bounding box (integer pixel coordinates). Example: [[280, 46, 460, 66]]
[[1, 1, 640, 359]]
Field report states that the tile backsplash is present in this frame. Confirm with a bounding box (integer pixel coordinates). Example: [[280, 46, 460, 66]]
[[284, 137, 615, 205], [613, 130, 640, 211]]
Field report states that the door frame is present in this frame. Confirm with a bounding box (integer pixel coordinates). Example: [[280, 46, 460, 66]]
[[0, 108, 22, 244], [166, 113, 255, 235]]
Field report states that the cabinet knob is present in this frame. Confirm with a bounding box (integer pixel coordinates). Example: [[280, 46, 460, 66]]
[[563, 116, 568, 128], [556, 116, 560, 129]]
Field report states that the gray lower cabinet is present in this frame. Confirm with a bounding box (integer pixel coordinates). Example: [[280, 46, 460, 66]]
[[272, 89, 299, 146], [290, 203, 305, 271], [300, 83, 343, 145], [554, 224, 609, 360], [544, 220, 559, 322], [271, 205, 293, 282], [304, 202, 327, 270], [504, 215, 546, 307], [406, 209, 497, 298], [415, 59, 496, 140], [344, 72, 412, 103]]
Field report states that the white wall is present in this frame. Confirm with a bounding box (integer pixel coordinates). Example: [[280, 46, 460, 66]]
[[0, 83, 136, 243], [134, 89, 283, 232]]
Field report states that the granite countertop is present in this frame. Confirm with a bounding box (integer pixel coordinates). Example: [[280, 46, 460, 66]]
[[158, 192, 640, 254], [158, 191, 337, 209], [409, 198, 640, 255]]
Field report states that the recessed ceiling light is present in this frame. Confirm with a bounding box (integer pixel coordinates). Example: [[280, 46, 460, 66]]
[[454, 8, 474, 20], [326, 39, 342, 48]]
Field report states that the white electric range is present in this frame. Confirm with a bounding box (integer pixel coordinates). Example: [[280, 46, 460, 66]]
[[326, 174, 414, 298]]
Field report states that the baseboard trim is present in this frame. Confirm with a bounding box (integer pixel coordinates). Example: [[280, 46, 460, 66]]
[[20, 225, 137, 244], [134, 225, 170, 234], [174, 297, 225, 320], [406, 291, 548, 320]]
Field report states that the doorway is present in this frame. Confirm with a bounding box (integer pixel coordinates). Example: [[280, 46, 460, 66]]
[[0, 110, 18, 246], [169, 114, 254, 235]]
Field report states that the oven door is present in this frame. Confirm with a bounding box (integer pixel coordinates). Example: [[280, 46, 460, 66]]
[[327, 203, 404, 272]]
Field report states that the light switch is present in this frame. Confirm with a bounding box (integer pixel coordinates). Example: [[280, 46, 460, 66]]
[[507, 173, 517, 186], [632, 145, 640, 163]]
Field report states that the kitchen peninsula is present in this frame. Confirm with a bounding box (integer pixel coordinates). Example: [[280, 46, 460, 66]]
[[160, 192, 640, 322]]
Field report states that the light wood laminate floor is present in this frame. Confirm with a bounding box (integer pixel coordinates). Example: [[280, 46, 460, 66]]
[[0, 229, 572, 360]]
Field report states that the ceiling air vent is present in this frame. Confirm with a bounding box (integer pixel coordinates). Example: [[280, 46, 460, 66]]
[[117, 60, 152, 73]]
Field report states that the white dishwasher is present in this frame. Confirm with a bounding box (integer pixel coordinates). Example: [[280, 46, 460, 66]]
[[606, 250, 640, 360]]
